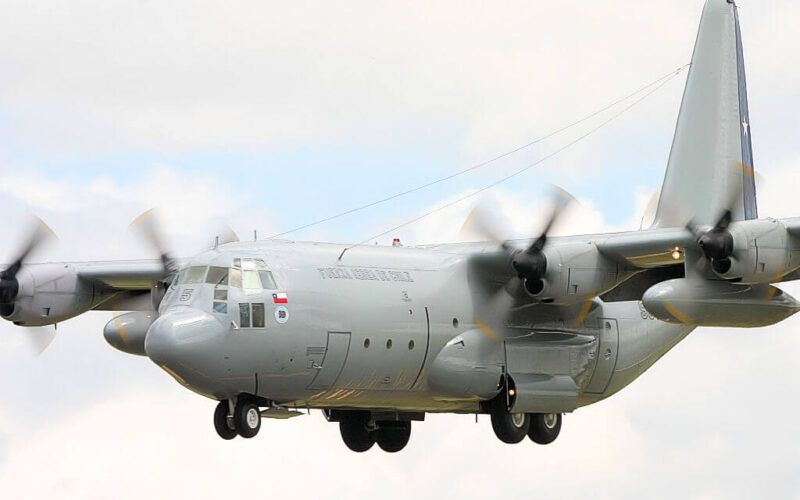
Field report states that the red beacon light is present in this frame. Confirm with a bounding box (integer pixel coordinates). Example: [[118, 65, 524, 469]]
[[392, 238, 402, 247]]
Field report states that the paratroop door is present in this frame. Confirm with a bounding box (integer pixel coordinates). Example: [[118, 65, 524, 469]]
[[584, 318, 619, 394]]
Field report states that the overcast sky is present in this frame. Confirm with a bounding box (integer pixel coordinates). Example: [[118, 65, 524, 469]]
[[1, 1, 799, 498]]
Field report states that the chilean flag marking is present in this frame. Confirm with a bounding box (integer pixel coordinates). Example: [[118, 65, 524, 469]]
[[273, 292, 288, 304]]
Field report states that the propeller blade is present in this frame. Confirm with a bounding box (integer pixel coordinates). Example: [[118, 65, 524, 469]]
[[24, 325, 57, 356], [1, 217, 57, 309], [214, 224, 240, 248], [525, 185, 575, 254], [129, 209, 176, 273], [1, 216, 57, 280], [460, 203, 507, 247]]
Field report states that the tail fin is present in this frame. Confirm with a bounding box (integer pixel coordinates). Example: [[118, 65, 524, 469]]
[[653, 0, 757, 228]]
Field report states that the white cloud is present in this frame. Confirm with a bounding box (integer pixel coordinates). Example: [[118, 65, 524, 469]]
[[0, 166, 278, 262], [2, 1, 800, 498], [5, 1, 796, 155]]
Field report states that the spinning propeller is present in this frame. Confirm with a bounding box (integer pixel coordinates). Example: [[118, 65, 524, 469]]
[[681, 162, 759, 276], [129, 209, 178, 276], [0, 217, 58, 355], [686, 209, 735, 274], [463, 186, 575, 296]]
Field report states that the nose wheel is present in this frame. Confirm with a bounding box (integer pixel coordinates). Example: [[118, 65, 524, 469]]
[[213, 397, 262, 440], [213, 400, 237, 440]]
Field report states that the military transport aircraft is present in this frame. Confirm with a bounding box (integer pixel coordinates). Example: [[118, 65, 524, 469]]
[[2, 0, 797, 453]]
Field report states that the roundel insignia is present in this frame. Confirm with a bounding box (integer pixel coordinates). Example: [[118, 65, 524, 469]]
[[274, 306, 289, 324]]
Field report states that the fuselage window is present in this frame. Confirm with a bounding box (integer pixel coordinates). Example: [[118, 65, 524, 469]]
[[239, 303, 251, 328], [252, 303, 265, 327], [214, 289, 228, 301], [184, 266, 207, 284], [213, 302, 228, 314], [206, 266, 229, 286]]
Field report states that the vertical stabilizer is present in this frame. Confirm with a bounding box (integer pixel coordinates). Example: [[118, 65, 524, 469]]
[[653, 0, 757, 228]]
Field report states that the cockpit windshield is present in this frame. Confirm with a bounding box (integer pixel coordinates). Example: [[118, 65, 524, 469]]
[[234, 258, 277, 290], [174, 259, 277, 290], [175, 266, 207, 285]]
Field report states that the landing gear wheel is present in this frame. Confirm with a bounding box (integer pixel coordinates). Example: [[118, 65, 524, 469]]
[[234, 399, 261, 439], [491, 411, 530, 444], [376, 422, 411, 453], [528, 413, 562, 444], [213, 400, 237, 440], [339, 412, 375, 452]]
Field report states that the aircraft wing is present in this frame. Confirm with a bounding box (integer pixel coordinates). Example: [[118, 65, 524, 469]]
[[76, 259, 173, 290], [74, 258, 190, 311], [593, 227, 693, 268]]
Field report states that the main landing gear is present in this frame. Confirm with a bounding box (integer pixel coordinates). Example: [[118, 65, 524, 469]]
[[332, 410, 413, 453], [490, 409, 562, 445], [214, 397, 262, 440]]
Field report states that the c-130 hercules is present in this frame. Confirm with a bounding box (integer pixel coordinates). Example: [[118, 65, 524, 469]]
[[2, 0, 797, 452]]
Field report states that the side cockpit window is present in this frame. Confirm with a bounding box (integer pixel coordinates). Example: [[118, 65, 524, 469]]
[[206, 266, 229, 286], [183, 266, 207, 284]]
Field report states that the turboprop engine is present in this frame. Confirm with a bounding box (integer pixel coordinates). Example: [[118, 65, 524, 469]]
[[466, 187, 623, 306], [1, 263, 99, 326], [642, 278, 800, 327], [690, 216, 800, 284], [515, 241, 620, 305]]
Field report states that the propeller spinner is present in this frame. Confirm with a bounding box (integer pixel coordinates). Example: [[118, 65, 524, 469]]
[[0, 217, 57, 316]]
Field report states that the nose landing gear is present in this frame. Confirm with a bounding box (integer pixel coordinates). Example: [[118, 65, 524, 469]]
[[213, 397, 262, 440], [213, 400, 237, 440]]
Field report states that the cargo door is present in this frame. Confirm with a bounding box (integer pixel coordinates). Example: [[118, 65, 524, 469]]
[[307, 332, 351, 390], [584, 318, 619, 394]]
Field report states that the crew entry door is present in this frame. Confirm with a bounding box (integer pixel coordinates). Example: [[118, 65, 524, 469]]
[[307, 332, 351, 390]]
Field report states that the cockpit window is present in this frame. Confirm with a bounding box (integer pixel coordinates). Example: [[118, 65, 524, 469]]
[[242, 270, 262, 289], [259, 271, 277, 289], [230, 268, 243, 288], [230, 258, 278, 290], [206, 266, 229, 286], [180, 266, 207, 284]]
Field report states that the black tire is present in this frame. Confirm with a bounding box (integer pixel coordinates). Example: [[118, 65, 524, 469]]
[[214, 400, 237, 440], [339, 412, 375, 452], [376, 422, 411, 453], [234, 399, 261, 439], [491, 411, 530, 444], [528, 413, 562, 444]]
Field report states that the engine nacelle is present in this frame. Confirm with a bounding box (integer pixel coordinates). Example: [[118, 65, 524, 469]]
[[642, 278, 800, 327], [523, 243, 619, 305], [428, 328, 504, 400], [712, 219, 800, 283], [1, 264, 99, 326], [104, 311, 155, 356]]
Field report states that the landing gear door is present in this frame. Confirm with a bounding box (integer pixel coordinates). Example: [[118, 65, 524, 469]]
[[308, 332, 351, 390], [584, 318, 619, 395]]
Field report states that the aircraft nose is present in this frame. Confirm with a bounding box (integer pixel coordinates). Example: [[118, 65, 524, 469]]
[[144, 308, 225, 366]]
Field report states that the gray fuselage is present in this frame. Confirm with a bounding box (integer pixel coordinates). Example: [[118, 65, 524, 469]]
[[144, 239, 694, 414]]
